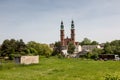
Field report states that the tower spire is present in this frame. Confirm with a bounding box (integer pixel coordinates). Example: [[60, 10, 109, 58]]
[[61, 21, 64, 30], [60, 21, 65, 46], [71, 20, 75, 29], [71, 20, 75, 45]]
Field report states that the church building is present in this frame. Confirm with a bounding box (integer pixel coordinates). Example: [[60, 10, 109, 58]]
[[60, 20, 76, 46], [60, 20, 81, 54], [58, 20, 102, 57]]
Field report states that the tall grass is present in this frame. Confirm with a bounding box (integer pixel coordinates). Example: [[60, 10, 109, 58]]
[[104, 74, 120, 80], [0, 57, 120, 80]]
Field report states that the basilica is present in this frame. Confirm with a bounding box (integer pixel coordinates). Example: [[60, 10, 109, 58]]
[[59, 20, 102, 57], [60, 20, 81, 55], [60, 20, 78, 46]]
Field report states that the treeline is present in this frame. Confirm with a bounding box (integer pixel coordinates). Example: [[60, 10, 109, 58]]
[[53, 38, 120, 59], [0, 39, 52, 60], [83, 39, 120, 59], [104, 40, 120, 55], [80, 38, 99, 45], [0, 38, 120, 60]]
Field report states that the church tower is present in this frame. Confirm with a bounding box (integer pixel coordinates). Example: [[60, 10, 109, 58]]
[[71, 20, 75, 45], [60, 21, 65, 46]]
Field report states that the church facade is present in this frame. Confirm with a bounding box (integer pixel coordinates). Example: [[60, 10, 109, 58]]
[[58, 20, 101, 57], [60, 20, 76, 47], [60, 20, 81, 54]]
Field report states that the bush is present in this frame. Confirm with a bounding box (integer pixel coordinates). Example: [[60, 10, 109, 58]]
[[57, 53, 64, 59], [104, 74, 120, 80], [9, 54, 14, 60]]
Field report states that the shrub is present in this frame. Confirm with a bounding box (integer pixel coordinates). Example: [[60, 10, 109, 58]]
[[104, 74, 120, 80]]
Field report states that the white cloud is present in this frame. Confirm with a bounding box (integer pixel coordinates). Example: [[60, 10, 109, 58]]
[[0, 0, 120, 44]]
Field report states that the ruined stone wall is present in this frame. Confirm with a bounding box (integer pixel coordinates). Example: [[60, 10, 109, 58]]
[[20, 56, 39, 64]]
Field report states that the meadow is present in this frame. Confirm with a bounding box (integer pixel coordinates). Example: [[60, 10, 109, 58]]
[[0, 57, 120, 80]]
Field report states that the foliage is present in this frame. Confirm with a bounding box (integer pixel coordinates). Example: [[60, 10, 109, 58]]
[[0, 39, 53, 60], [1, 38, 120, 60], [80, 38, 91, 45], [57, 53, 64, 59], [27, 41, 53, 57], [80, 39, 120, 59], [110, 40, 120, 56], [67, 42, 75, 54], [91, 48, 104, 59], [52, 42, 62, 56], [42, 44, 53, 57], [104, 74, 120, 80], [85, 52, 92, 59], [104, 40, 120, 56], [104, 42, 114, 54], [80, 38, 99, 45], [27, 41, 40, 55], [85, 48, 103, 59], [91, 41, 99, 45], [0, 39, 27, 59]]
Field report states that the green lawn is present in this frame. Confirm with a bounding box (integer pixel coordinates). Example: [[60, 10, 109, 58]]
[[0, 57, 120, 80]]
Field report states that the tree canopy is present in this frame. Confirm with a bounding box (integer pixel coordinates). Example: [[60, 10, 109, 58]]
[[0, 39, 27, 59], [67, 42, 75, 54], [0, 38, 120, 59], [80, 38, 99, 45], [104, 40, 120, 56], [0, 39, 53, 59], [52, 41, 62, 56]]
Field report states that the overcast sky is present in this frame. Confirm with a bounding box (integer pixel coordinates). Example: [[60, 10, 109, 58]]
[[0, 0, 120, 44]]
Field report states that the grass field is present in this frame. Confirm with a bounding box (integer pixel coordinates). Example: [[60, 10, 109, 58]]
[[0, 57, 120, 80]]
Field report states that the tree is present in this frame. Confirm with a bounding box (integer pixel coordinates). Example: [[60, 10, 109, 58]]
[[91, 41, 99, 45], [110, 40, 120, 56], [42, 44, 53, 57], [27, 41, 53, 57], [104, 42, 114, 54], [27, 41, 44, 55], [110, 40, 120, 46], [114, 46, 120, 56], [0, 39, 11, 57], [0, 39, 53, 59], [67, 42, 75, 54], [27, 41, 40, 55], [85, 51, 92, 59], [103, 40, 120, 56], [0, 45, 1, 56], [85, 48, 103, 59], [16, 39, 27, 54], [0, 39, 27, 60], [91, 48, 104, 59], [28, 47, 38, 55], [80, 38, 91, 45], [52, 42, 62, 56]]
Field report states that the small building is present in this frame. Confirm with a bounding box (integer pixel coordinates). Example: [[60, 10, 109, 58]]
[[82, 45, 101, 52], [14, 55, 39, 64], [74, 45, 82, 53], [61, 49, 68, 57]]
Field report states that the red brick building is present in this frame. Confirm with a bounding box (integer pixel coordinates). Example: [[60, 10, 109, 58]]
[[60, 20, 77, 47]]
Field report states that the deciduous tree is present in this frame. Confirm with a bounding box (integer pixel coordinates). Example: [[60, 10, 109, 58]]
[[67, 42, 75, 54], [80, 38, 91, 45]]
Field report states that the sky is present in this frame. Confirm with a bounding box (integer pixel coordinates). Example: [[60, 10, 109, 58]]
[[0, 0, 120, 44]]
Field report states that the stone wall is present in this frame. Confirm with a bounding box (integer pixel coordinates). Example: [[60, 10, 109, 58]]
[[20, 56, 39, 64]]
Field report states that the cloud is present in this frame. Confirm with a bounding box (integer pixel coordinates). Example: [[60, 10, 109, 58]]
[[0, 0, 120, 44]]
